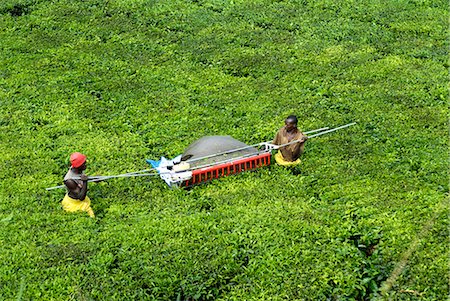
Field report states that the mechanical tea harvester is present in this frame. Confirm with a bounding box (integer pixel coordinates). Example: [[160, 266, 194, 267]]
[[46, 123, 356, 190]]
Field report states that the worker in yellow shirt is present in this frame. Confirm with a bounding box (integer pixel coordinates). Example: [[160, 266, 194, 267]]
[[61, 152, 95, 218], [272, 115, 308, 166]]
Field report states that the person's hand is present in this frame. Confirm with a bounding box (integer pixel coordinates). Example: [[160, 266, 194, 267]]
[[302, 136, 308, 142], [80, 174, 88, 181]]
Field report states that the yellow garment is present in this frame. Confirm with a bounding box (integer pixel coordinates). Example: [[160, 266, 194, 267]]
[[61, 194, 95, 218], [275, 151, 301, 167]]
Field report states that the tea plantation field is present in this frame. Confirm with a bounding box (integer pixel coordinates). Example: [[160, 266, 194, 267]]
[[0, 0, 448, 300]]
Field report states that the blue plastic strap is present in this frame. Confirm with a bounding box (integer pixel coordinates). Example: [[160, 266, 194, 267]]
[[146, 159, 160, 168]]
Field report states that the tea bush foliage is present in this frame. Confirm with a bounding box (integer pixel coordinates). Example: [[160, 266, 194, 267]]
[[0, 0, 448, 300]]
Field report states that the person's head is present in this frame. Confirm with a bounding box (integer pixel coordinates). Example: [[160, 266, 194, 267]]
[[285, 115, 298, 131], [70, 152, 87, 170]]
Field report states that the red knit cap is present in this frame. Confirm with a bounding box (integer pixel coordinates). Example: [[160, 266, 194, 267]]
[[70, 152, 87, 168]]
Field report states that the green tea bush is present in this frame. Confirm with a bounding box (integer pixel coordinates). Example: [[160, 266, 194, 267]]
[[0, 0, 448, 299]]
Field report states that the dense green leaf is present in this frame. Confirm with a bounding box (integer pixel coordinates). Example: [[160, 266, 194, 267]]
[[0, 0, 448, 299]]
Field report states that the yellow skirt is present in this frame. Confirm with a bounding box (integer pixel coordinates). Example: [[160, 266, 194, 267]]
[[274, 151, 301, 167], [61, 194, 95, 218]]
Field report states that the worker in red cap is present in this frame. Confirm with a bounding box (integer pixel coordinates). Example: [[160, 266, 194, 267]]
[[61, 152, 95, 218]]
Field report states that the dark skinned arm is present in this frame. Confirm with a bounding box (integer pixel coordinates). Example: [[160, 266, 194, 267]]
[[64, 174, 88, 200]]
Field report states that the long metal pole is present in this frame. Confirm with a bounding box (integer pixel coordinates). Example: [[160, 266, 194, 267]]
[[45, 172, 158, 191], [307, 122, 356, 138]]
